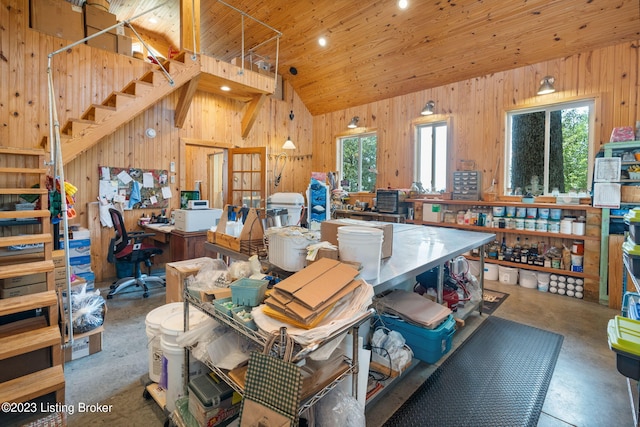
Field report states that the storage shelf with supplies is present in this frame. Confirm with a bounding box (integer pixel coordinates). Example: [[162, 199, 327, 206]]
[[406, 198, 601, 302], [182, 291, 374, 417]]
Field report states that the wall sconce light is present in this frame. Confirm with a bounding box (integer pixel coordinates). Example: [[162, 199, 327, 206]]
[[421, 101, 435, 116], [282, 137, 296, 150], [537, 76, 556, 95], [347, 116, 359, 129]]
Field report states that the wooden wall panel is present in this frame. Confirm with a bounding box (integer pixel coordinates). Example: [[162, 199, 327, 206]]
[[312, 40, 640, 195]]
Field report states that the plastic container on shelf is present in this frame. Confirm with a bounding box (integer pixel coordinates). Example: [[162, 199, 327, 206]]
[[536, 218, 548, 232], [379, 314, 456, 364], [550, 209, 562, 220], [485, 263, 499, 281], [492, 206, 505, 217], [608, 316, 640, 380], [519, 269, 538, 288], [266, 226, 319, 272], [230, 278, 269, 307], [498, 266, 518, 285], [538, 208, 550, 219], [524, 218, 536, 230], [526, 207, 537, 219], [625, 208, 640, 244], [505, 206, 516, 217], [516, 207, 527, 218], [548, 220, 560, 233], [561, 217, 575, 234]]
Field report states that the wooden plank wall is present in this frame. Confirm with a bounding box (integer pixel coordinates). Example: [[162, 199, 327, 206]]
[[311, 42, 640, 194], [2, 0, 640, 284]]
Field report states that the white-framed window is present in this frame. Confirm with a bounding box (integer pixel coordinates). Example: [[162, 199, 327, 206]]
[[415, 122, 448, 192], [505, 99, 594, 196], [338, 132, 378, 192]]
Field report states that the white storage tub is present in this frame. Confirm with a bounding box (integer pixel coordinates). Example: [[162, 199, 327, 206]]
[[498, 266, 518, 285], [266, 226, 319, 272], [519, 269, 538, 288]]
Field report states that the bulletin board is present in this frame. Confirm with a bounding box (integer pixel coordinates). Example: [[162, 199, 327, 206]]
[[98, 166, 171, 209]]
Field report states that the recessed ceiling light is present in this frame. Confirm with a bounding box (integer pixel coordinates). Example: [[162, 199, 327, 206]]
[[398, 0, 408, 9], [318, 37, 327, 47], [220, 86, 231, 91], [148, 17, 158, 24]]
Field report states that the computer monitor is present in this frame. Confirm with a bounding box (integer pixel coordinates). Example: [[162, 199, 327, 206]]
[[180, 190, 200, 209]]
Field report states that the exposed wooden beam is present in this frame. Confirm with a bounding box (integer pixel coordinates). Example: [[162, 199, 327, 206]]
[[241, 94, 267, 138], [174, 74, 202, 128], [180, 0, 200, 53]]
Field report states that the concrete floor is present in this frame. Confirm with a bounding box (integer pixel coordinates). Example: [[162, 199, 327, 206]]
[[60, 278, 634, 427]]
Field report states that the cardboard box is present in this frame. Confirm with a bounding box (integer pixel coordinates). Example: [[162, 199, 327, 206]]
[[64, 327, 103, 362], [83, 4, 117, 32], [1, 272, 46, 288], [86, 26, 117, 52], [320, 219, 393, 258], [422, 203, 443, 222], [0, 282, 47, 298], [165, 257, 216, 303], [30, 0, 85, 41], [52, 249, 66, 268], [59, 238, 91, 258], [55, 268, 67, 281], [117, 34, 132, 56]]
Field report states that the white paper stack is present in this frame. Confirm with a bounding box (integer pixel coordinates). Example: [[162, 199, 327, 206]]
[[376, 289, 452, 329]]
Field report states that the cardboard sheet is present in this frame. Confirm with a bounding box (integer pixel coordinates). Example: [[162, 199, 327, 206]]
[[377, 289, 451, 328]]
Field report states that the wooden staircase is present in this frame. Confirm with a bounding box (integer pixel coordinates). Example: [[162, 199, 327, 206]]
[[0, 148, 64, 414], [58, 51, 202, 164]]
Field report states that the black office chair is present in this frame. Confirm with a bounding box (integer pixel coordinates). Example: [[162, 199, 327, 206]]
[[107, 208, 165, 299]]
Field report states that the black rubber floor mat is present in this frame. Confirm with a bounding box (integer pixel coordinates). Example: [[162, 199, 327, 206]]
[[383, 316, 563, 427], [482, 289, 509, 315]]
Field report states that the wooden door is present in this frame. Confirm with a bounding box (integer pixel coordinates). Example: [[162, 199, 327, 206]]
[[227, 147, 266, 208]]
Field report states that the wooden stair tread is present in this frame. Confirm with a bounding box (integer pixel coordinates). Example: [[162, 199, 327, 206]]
[[0, 210, 49, 219], [0, 290, 57, 317], [0, 147, 45, 157], [0, 260, 54, 280], [0, 326, 60, 361], [0, 234, 51, 247], [0, 365, 64, 404], [0, 188, 47, 195], [0, 167, 47, 174]]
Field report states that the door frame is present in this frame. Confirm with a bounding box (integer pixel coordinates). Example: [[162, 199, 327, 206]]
[[179, 138, 232, 206]]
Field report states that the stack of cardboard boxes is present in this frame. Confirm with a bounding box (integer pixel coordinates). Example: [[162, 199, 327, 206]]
[[29, 0, 132, 55], [83, 2, 131, 55], [59, 228, 95, 290], [0, 271, 47, 298]]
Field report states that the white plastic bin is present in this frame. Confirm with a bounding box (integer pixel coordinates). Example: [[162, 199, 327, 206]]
[[519, 269, 538, 288], [498, 266, 518, 285], [266, 226, 319, 271], [485, 263, 499, 281], [145, 302, 184, 383]]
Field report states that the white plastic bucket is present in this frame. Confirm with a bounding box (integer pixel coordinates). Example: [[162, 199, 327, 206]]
[[519, 269, 538, 288], [145, 302, 184, 383], [498, 266, 518, 285], [160, 308, 209, 412], [338, 226, 383, 280], [485, 263, 499, 281]]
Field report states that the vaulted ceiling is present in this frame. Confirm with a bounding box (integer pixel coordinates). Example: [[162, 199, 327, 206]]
[[108, 0, 640, 116]]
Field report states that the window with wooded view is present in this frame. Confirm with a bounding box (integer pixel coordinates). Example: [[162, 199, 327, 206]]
[[339, 133, 378, 192], [505, 100, 593, 196]]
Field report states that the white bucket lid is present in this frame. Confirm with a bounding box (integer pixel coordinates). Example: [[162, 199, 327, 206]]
[[337, 225, 383, 237], [145, 302, 184, 329], [160, 308, 209, 337]]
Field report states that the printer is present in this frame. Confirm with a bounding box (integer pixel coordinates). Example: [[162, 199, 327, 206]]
[[173, 208, 223, 232]]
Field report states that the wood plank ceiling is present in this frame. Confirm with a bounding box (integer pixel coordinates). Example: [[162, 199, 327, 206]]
[[108, 0, 640, 116]]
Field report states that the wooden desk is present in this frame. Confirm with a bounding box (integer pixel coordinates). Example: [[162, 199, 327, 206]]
[[170, 229, 208, 261], [141, 223, 174, 243]]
